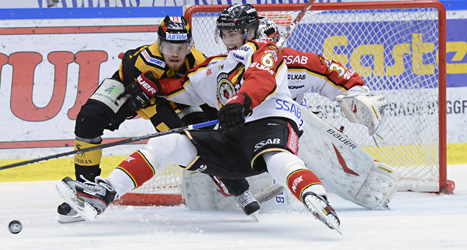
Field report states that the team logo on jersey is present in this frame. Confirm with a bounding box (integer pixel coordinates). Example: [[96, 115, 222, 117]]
[[217, 73, 236, 106], [216, 66, 245, 106]]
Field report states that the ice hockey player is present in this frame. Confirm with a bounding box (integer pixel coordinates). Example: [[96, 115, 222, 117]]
[[57, 15, 259, 223], [56, 4, 342, 233], [257, 16, 386, 135]]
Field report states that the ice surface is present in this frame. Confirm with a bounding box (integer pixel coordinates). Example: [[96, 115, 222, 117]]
[[1, 165, 466, 250]]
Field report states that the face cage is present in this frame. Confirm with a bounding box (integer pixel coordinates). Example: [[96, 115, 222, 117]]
[[260, 30, 281, 43], [258, 18, 282, 43], [158, 39, 193, 55]]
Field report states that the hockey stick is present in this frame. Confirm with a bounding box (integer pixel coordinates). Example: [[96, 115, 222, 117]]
[[210, 175, 285, 203], [276, 0, 316, 49], [255, 183, 284, 203], [0, 119, 219, 171]]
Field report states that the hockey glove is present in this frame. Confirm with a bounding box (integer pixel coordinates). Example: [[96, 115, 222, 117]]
[[119, 71, 162, 112], [218, 93, 252, 132], [336, 85, 388, 136]]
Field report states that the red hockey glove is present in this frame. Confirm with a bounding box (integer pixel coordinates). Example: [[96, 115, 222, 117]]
[[119, 71, 162, 112], [218, 93, 252, 132]]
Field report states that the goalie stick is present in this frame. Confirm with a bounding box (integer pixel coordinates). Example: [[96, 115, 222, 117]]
[[0, 119, 219, 171]]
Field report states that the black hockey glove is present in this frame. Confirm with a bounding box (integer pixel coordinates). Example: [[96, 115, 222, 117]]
[[119, 71, 162, 112], [218, 93, 252, 132]]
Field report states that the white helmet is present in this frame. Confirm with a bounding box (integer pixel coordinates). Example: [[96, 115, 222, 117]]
[[257, 17, 281, 43]]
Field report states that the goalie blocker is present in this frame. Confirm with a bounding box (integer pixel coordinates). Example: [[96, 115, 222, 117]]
[[184, 105, 399, 210]]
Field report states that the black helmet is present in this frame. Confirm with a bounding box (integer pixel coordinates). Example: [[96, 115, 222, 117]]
[[158, 15, 192, 44], [216, 4, 259, 36]]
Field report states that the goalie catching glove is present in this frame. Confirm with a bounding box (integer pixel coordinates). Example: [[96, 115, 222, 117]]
[[118, 71, 162, 112], [218, 93, 252, 132], [336, 86, 388, 136]]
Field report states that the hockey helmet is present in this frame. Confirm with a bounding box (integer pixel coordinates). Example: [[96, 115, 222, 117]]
[[216, 4, 259, 39], [158, 16, 193, 54]]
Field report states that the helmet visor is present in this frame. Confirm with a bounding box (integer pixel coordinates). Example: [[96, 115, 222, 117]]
[[159, 40, 193, 56]]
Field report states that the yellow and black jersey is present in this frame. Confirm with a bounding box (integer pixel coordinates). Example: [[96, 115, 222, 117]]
[[117, 41, 206, 85], [114, 42, 206, 124]]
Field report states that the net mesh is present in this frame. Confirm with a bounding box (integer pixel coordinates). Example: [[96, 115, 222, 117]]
[[129, 164, 183, 195], [188, 6, 441, 192]]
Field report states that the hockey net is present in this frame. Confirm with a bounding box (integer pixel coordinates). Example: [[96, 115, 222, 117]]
[[117, 0, 452, 206]]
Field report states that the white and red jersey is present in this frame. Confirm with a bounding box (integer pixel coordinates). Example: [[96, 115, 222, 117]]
[[158, 39, 303, 128], [282, 47, 365, 104]]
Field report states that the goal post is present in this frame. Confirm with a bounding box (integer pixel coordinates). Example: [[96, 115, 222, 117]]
[[118, 0, 453, 206]]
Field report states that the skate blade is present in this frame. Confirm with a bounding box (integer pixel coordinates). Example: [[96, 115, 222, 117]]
[[56, 181, 98, 222], [249, 211, 259, 222], [58, 214, 86, 224], [305, 196, 342, 235]]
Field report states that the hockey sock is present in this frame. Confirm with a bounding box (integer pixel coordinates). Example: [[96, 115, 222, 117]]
[[287, 169, 325, 202], [74, 139, 102, 181], [263, 151, 325, 201], [106, 151, 156, 197], [116, 151, 156, 189]]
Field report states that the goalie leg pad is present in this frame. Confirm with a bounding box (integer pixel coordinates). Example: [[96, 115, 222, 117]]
[[298, 105, 399, 209], [353, 161, 400, 209]]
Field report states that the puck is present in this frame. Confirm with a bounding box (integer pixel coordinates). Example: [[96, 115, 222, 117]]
[[8, 220, 22, 234]]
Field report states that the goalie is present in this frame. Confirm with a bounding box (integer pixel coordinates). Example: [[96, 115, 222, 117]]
[[253, 17, 398, 209], [258, 17, 386, 136]]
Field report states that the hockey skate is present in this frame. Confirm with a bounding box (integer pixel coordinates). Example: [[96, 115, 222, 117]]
[[56, 177, 116, 222], [302, 192, 342, 234], [236, 189, 260, 217], [57, 202, 85, 223]]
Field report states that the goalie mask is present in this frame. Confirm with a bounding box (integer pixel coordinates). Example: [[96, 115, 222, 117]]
[[258, 17, 281, 43], [215, 4, 259, 45], [158, 16, 193, 55]]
